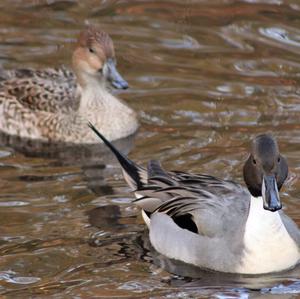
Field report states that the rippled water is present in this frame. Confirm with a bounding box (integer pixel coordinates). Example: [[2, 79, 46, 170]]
[[1, 0, 300, 297]]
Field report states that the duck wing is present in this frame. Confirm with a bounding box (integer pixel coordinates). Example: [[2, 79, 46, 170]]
[[140, 162, 250, 237], [0, 66, 79, 113], [89, 123, 250, 238], [280, 211, 300, 246], [0, 68, 37, 80]]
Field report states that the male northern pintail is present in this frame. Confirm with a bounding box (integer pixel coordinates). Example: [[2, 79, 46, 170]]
[[0, 26, 138, 143], [89, 123, 300, 274]]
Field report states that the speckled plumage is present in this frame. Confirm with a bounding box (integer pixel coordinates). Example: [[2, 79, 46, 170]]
[[0, 66, 79, 113], [0, 27, 138, 144]]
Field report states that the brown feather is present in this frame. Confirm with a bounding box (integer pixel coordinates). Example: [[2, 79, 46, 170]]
[[77, 26, 115, 58]]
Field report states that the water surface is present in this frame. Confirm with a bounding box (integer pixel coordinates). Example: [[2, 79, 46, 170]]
[[1, 0, 300, 297]]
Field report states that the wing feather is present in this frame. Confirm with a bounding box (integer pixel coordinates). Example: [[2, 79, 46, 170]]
[[0, 66, 79, 113], [89, 124, 250, 237]]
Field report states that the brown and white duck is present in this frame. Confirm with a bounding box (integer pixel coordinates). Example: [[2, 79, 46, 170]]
[[0, 26, 138, 143]]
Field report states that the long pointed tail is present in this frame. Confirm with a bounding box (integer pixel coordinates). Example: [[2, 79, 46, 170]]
[[88, 122, 145, 189]]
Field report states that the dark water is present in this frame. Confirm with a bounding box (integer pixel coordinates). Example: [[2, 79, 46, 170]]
[[1, 0, 300, 297]]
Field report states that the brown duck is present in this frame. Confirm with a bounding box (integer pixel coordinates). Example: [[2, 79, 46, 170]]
[[0, 26, 138, 143]]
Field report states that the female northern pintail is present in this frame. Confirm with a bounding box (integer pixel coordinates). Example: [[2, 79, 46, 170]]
[[89, 123, 300, 275], [0, 26, 138, 143]]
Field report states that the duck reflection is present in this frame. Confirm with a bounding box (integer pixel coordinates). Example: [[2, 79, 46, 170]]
[[0, 131, 135, 166], [0, 131, 136, 197], [87, 205, 121, 230]]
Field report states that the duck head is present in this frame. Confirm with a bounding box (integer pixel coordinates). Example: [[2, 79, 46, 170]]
[[243, 134, 288, 212], [72, 26, 128, 89]]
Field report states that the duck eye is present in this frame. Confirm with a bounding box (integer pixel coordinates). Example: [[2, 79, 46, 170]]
[[89, 48, 95, 53], [278, 157, 281, 163], [253, 159, 256, 165]]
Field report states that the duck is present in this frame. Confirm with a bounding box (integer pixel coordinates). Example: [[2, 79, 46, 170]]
[[0, 26, 138, 143], [89, 123, 300, 275]]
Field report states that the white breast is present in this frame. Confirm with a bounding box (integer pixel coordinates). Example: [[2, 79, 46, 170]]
[[237, 196, 299, 274]]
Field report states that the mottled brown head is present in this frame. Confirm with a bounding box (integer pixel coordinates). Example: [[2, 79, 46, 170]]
[[72, 26, 128, 89]]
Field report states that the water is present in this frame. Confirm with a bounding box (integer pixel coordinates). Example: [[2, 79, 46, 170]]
[[0, 0, 300, 297]]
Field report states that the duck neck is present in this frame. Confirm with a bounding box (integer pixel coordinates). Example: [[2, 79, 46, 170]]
[[246, 196, 283, 237], [77, 73, 115, 111]]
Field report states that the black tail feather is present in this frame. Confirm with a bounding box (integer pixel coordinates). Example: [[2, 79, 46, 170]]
[[88, 122, 143, 189]]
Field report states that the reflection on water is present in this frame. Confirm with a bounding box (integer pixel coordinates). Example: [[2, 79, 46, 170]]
[[0, 0, 300, 297]]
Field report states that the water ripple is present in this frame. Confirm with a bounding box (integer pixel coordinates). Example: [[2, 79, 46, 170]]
[[259, 26, 300, 48], [0, 0, 300, 298], [0, 271, 40, 285]]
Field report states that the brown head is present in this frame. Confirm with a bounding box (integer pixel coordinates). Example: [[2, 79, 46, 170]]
[[243, 134, 288, 212], [72, 26, 128, 89]]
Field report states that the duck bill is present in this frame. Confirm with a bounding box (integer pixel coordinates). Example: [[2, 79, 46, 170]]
[[262, 175, 282, 212], [106, 59, 128, 90]]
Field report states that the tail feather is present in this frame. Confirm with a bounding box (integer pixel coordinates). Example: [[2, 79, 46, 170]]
[[148, 160, 169, 178], [88, 122, 145, 189]]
